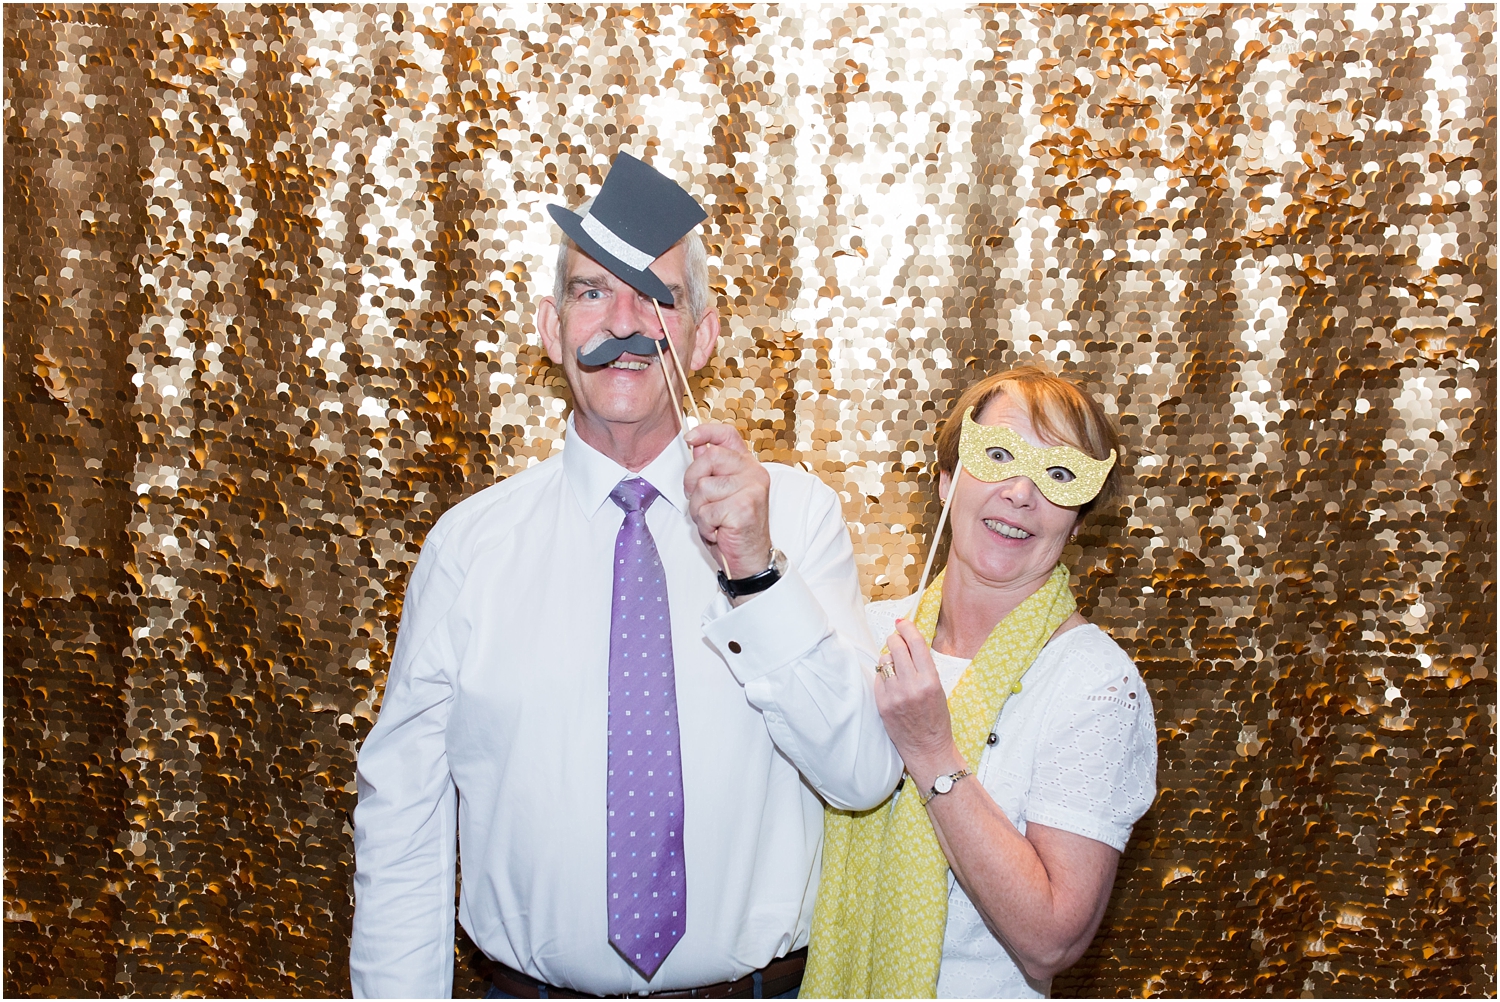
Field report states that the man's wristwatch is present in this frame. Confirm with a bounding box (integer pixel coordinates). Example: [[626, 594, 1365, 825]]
[[716, 547, 786, 599], [919, 768, 972, 805]]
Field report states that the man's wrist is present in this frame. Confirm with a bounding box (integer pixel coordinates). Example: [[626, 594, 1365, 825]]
[[717, 546, 784, 601], [719, 537, 776, 580]]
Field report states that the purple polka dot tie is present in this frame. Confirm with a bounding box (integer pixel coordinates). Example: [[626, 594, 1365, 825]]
[[606, 478, 686, 979]]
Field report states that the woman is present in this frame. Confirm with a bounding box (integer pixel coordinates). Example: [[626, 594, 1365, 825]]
[[803, 366, 1157, 999]]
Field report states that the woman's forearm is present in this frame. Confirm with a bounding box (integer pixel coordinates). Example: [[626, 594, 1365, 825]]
[[878, 617, 1122, 982], [911, 754, 1119, 981]]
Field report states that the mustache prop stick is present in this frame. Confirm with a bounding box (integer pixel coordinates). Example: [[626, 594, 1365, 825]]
[[651, 301, 707, 428]]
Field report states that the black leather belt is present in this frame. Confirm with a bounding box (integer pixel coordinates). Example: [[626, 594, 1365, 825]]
[[475, 948, 808, 999]]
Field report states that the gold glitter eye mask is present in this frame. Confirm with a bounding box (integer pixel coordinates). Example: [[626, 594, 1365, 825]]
[[957, 407, 1117, 507]]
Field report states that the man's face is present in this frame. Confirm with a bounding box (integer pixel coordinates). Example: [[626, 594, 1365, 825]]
[[538, 243, 719, 437]]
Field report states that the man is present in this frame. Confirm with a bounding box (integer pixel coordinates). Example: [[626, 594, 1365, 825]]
[[349, 152, 902, 998]]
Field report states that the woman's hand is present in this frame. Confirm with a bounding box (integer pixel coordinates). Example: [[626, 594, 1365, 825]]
[[875, 619, 966, 789]]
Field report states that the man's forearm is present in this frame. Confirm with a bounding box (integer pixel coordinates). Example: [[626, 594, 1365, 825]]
[[349, 621, 461, 998], [705, 565, 903, 809], [350, 765, 460, 997]]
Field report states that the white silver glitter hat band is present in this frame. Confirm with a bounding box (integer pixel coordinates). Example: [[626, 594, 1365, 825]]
[[579, 212, 656, 271]]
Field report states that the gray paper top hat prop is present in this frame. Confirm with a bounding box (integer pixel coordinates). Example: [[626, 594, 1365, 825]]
[[547, 151, 708, 306]]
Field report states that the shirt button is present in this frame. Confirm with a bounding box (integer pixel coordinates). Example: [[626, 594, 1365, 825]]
[[728, 641, 742, 654]]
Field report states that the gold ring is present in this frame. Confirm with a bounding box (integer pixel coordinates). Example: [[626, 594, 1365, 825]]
[[876, 657, 896, 679]]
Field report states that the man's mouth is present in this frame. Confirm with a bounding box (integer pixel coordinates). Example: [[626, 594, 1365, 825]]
[[984, 518, 1031, 540], [606, 356, 653, 371]]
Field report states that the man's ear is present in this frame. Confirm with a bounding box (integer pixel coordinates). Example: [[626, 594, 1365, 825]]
[[538, 296, 563, 365], [687, 307, 720, 371]]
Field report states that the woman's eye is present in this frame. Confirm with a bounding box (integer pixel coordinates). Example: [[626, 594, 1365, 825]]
[[1047, 467, 1077, 483], [985, 447, 1013, 463]]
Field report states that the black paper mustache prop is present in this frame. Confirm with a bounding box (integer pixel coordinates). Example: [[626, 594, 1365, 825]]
[[576, 334, 668, 367]]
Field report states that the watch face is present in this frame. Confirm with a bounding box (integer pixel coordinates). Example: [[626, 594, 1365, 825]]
[[933, 774, 954, 795]]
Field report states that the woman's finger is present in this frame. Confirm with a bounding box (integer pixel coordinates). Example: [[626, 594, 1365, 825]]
[[893, 618, 938, 676], [886, 629, 916, 680]]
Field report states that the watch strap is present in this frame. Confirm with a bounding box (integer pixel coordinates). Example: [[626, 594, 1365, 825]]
[[920, 768, 972, 805], [716, 548, 785, 599]]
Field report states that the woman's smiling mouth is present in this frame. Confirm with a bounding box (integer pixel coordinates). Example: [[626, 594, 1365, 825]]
[[983, 518, 1032, 540]]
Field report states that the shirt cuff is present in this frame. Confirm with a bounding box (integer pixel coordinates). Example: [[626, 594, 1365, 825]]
[[700, 563, 832, 685]]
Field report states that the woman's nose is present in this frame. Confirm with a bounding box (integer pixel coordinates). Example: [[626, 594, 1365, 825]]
[[995, 474, 1038, 506]]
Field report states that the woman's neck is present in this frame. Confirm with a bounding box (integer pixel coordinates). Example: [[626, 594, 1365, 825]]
[[929, 559, 1082, 660]]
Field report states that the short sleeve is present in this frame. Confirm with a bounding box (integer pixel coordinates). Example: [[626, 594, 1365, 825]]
[[1023, 639, 1158, 852]]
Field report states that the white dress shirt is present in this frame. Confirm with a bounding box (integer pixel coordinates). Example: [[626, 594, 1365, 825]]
[[351, 423, 903, 998], [866, 601, 1158, 999]]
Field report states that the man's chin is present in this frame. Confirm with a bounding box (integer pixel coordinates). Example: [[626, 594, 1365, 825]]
[[572, 385, 679, 430]]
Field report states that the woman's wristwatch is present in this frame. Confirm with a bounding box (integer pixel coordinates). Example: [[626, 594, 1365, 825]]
[[919, 768, 972, 805]]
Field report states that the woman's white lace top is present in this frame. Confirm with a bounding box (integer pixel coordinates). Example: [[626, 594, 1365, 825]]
[[865, 599, 1158, 999]]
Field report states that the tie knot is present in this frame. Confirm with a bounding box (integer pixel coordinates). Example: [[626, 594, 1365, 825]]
[[610, 477, 660, 514]]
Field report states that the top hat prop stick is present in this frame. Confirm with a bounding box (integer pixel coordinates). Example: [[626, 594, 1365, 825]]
[[912, 459, 961, 607], [652, 313, 731, 578], [652, 300, 707, 427]]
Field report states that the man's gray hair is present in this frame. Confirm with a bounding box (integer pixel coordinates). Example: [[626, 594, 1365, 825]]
[[552, 197, 712, 325]]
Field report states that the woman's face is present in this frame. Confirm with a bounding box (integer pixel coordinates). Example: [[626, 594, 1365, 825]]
[[942, 391, 1082, 592]]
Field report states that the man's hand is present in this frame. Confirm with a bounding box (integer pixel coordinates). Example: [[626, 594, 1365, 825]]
[[683, 423, 772, 580]]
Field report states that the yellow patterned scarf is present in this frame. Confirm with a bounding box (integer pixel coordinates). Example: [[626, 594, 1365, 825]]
[[801, 563, 1076, 999]]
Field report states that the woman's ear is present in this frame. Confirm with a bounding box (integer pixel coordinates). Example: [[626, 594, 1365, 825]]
[[938, 468, 951, 502]]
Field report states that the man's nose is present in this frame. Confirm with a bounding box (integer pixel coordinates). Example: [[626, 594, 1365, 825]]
[[605, 289, 654, 334]]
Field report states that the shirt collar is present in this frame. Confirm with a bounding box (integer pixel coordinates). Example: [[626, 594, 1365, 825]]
[[563, 415, 690, 519]]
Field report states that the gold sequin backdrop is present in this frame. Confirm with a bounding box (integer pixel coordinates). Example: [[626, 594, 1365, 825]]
[[4, 2, 1493, 997]]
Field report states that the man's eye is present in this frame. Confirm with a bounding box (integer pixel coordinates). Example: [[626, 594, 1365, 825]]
[[1047, 467, 1077, 483], [985, 447, 1013, 463], [581, 289, 603, 300]]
